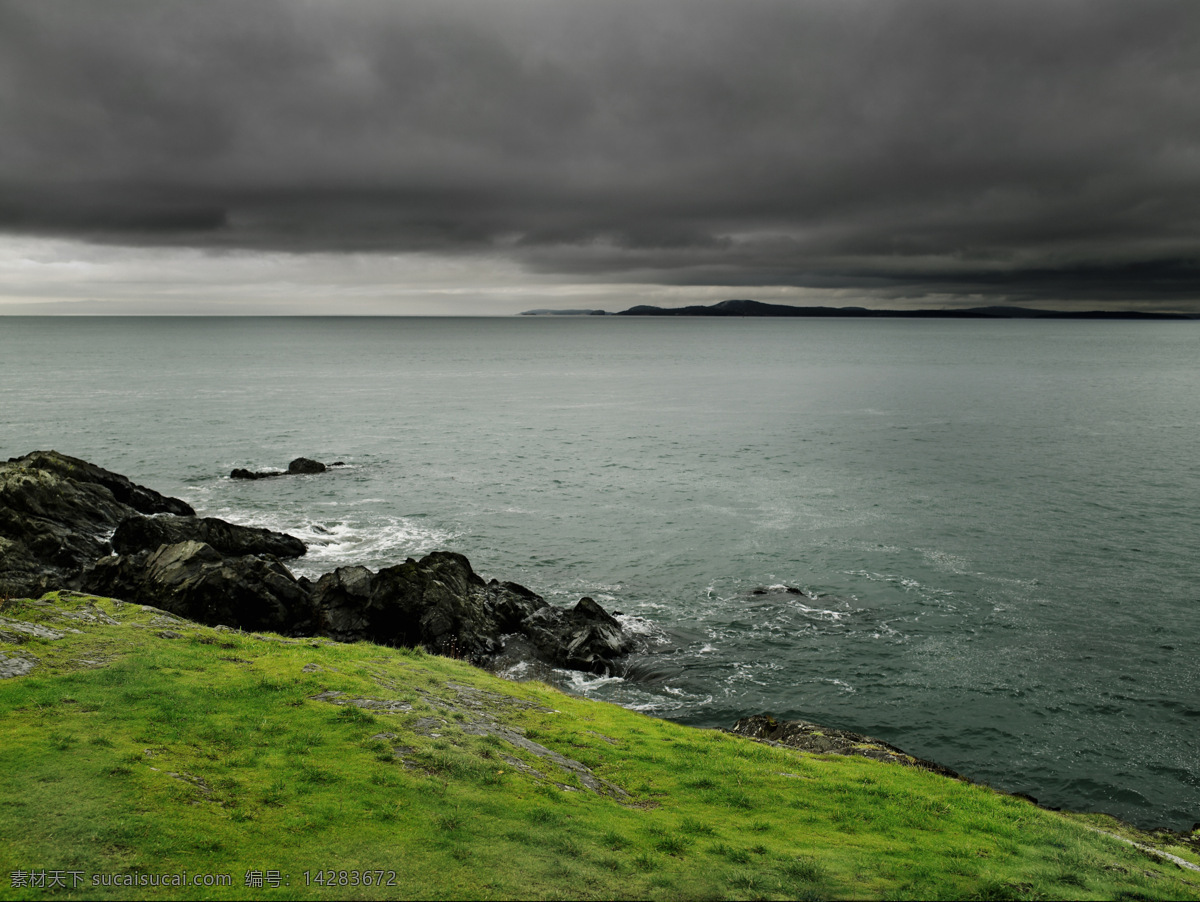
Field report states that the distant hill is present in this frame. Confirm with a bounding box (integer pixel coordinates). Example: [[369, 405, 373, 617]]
[[519, 308, 609, 316], [615, 299, 1194, 320]]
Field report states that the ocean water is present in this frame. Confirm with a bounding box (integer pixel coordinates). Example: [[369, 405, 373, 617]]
[[2, 315, 1197, 830]]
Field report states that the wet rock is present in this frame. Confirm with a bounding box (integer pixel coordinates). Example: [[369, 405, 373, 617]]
[[518, 596, 635, 675], [230, 457, 328, 480], [112, 514, 306, 559], [229, 468, 281, 480], [84, 540, 320, 635], [287, 457, 326, 475]]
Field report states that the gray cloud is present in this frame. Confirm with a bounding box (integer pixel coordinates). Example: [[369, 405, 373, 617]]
[[1, 0, 1198, 309]]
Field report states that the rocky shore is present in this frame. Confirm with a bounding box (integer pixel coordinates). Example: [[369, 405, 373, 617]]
[[0, 451, 634, 675], [2, 450, 980, 779]]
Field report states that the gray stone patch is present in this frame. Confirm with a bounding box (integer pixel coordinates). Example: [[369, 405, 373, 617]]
[[412, 716, 445, 737], [457, 716, 627, 798], [301, 663, 322, 673], [157, 630, 183, 640], [149, 614, 187, 628], [0, 617, 71, 641], [310, 689, 412, 713], [501, 754, 545, 781], [0, 652, 37, 678], [167, 771, 214, 800], [309, 677, 628, 799], [369, 732, 399, 742], [57, 607, 119, 626], [345, 697, 413, 713]]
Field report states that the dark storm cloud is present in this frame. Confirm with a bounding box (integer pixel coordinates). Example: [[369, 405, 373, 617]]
[[2, 0, 1198, 307]]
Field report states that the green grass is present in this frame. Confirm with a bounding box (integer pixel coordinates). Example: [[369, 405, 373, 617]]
[[0, 591, 1197, 900]]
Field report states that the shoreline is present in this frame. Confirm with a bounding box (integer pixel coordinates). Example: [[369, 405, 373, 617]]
[[3, 449, 1197, 840]]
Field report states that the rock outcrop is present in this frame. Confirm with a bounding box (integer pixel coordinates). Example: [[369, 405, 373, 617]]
[[312, 554, 634, 673], [85, 540, 319, 635], [112, 514, 306, 559], [0, 451, 194, 596], [3, 451, 634, 676], [729, 714, 963, 778]]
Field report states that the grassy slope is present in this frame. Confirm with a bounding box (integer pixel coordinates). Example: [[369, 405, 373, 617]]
[[1, 591, 1197, 901]]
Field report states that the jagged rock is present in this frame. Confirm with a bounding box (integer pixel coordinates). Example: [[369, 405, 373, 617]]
[[0, 451, 193, 596], [314, 552, 542, 661], [729, 714, 963, 779], [84, 541, 319, 635], [112, 514, 306, 559], [312, 554, 632, 672], [518, 596, 635, 675]]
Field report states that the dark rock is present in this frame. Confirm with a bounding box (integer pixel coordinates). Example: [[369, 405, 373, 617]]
[[229, 468, 284, 480], [7, 451, 193, 517], [315, 552, 518, 661], [84, 540, 320, 635], [287, 457, 326, 475], [518, 595, 635, 675], [729, 714, 963, 779], [0, 451, 193, 596], [112, 514, 306, 559], [313, 553, 631, 673], [230, 458, 328, 480]]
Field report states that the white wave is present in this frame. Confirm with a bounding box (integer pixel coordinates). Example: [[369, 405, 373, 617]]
[[793, 602, 850, 622], [198, 506, 459, 577], [616, 614, 666, 641], [560, 670, 626, 694]]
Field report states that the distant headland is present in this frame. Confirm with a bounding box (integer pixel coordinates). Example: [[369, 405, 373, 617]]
[[523, 299, 1195, 320]]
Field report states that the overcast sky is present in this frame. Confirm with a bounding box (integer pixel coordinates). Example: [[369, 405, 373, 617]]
[[1, 0, 1198, 314]]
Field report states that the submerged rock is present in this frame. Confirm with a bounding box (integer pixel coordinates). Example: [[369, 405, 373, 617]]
[[112, 514, 306, 559], [230, 457, 328, 479]]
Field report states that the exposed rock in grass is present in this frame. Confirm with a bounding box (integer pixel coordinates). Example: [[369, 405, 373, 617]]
[[0, 651, 37, 678], [730, 714, 964, 779]]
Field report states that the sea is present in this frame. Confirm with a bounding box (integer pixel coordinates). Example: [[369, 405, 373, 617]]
[[2, 315, 1197, 831]]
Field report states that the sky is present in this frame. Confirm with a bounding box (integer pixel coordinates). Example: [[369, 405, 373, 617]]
[[1, 0, 1198, 315]]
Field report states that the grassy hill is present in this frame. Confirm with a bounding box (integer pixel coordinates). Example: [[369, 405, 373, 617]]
[[1, 591, 1197, 900]]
